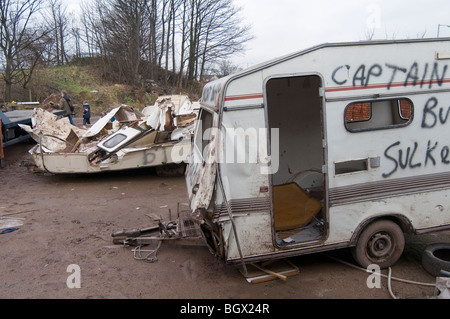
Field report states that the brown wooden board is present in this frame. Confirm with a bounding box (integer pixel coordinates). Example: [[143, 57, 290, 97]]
[[240, 259, 300, 284]]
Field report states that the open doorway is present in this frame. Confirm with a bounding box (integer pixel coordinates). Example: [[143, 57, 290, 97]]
[[266, 75, 327, 246]]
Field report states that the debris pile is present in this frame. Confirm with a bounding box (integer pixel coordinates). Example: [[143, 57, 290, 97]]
[[40, 93, 63, 111], [20, 95, 198, 174]]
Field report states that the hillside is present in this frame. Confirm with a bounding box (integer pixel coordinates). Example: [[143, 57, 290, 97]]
[[4, 59, 202, 116]]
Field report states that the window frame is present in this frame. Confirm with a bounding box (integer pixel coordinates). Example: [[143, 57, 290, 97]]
[[344, 97, 414, 133], [193, 108, 214, 163]]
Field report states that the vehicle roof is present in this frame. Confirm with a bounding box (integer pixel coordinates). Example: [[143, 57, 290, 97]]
[[201, 37, 450, 110]]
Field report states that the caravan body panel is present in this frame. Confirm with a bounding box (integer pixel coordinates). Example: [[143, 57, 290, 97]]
[[186, 39, 450, 264]]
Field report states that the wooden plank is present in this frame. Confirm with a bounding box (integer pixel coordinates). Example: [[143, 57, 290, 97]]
[[251, 263, 287, 281], [240, 259, 300, 284]]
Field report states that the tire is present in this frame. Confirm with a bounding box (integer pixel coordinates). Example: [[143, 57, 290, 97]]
[[422, 243, 450, 277], [352, 220, 405, 269]]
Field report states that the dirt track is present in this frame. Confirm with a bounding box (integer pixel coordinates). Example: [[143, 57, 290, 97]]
[[1, 140, 449, 302]]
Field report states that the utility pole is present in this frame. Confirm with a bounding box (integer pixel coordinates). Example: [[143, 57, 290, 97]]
[[437, 24, 450, 37]]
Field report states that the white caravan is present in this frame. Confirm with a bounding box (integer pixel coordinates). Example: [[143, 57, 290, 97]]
[[186, 38, 450, 270]]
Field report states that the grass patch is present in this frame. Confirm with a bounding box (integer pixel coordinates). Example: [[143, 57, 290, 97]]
[[41, 65, 97, 94]]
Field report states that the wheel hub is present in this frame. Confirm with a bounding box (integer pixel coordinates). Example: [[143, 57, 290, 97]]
[[368, 233, 393, 258]]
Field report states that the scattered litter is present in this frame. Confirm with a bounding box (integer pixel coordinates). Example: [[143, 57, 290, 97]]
[[435, 277, 450, 299], [0, 217, 24, 230], [1, 228, 18, 234], [132, 242, 162, 263]]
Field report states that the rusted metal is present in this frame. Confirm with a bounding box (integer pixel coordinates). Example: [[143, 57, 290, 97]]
[[112, 207, 203, 256]]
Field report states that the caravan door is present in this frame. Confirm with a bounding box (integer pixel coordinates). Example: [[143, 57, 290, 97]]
[[265, 74, 329, 246]]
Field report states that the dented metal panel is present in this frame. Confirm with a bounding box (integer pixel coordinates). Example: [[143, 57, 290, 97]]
[[186, 110, 219, 212], [30, 139, 190, 174]]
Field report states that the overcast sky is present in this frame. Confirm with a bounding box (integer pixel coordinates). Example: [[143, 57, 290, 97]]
[[66, 0, 450, 69], [232, 0, 450, 68]]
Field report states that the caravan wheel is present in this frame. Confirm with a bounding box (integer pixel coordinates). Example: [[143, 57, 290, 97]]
[[352, 220, 405, 269]]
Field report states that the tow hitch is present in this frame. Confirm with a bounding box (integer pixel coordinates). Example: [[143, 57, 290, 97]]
[[112, 210, 203, 262]]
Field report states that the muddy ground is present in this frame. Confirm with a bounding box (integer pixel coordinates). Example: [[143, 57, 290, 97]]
[[1, 136, 449, 303]]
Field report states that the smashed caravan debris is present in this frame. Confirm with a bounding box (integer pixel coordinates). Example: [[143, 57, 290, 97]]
[[22, 96, 197, 175]]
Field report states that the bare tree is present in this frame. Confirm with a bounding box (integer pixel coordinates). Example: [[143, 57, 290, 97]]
[[105, 0, 151, 84], [201, 0, 252, 80], [80, 0, 106, 58], [148, 0, 158, 78], [75, 0, 252, 88], [0, 0, 51, 102], [18, 29, 52, 99], [44, 0, 71, 65], [176, 0, 190, 88], [81, 0, 151, 84], [213, 58, 240, 77], [186, 0, 252, 81], [365, 28, 376, 40], [160, 0, 182, 84], [71, 22, 81, 59], [417, 30, 427, 39]]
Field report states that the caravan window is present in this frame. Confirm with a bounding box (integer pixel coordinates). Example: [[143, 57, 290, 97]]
[[345, 98, 413, 132], [194, 109, 214, 159]]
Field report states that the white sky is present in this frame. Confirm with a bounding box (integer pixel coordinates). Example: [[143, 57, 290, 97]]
[[232, 0, 450, 68], [65, 0, 450, 69]]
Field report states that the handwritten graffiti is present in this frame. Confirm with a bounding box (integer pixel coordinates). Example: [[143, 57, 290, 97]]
[[332, 62, 448, 90], [383, 140, 450, 178], [141, 142, 190, 166], [143, 147, 167, 166], [382, 96, 450, 178], [421, 97, 450, 129], [202, 81, 222, 107]]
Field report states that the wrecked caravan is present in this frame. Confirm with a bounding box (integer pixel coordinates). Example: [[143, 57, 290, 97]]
[[25, 96, 197, 175], [186, 38, 450, 270]]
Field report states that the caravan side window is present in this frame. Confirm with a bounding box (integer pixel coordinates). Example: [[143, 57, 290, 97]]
[[345, 98, 413, 132], [194, 109, 214, 159]]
